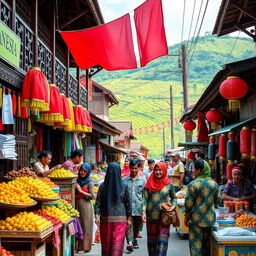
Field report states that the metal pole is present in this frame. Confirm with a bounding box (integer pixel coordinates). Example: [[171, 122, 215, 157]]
[[182, 44, 191, 142], [163, 126, 166, 157], [170, 86, 174, 148], [181, 44, 189, 109]]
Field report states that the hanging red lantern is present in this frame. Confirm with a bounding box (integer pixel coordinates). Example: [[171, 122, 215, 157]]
[[205, 108, 223, 130], [251, 128, 256, 160], [219, 76, 248, 111], [186, 151, 195, 161], [226, 163, 233, 180], [218, 134, 227, 161], [183, 120, 196, 135], [240, 126, 251, 159]]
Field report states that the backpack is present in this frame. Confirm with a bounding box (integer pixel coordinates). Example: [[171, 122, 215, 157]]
[[183, 168, 193, 185]]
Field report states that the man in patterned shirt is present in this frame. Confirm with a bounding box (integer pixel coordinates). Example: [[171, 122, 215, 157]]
[[123, 158, 146, 251]]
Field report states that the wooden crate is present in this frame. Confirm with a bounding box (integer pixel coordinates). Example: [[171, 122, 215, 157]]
[[0, 225, 53, 239]]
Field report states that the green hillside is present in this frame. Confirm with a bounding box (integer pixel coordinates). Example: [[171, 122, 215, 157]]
[[94, 35, 255, 159]]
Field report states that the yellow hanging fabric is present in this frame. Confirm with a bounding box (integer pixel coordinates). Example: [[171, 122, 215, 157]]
[[17, 96, 21, 118]]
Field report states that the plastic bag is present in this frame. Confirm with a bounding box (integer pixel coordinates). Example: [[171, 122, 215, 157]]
[[218, 227, 256, 236]]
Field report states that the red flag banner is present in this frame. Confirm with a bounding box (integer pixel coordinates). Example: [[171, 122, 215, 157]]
[[157, 124, 161, 131], [144, 127, 149, 134], [60, 14, 137, 71], [150, 125, 155, 133], [134, 0, 168, 67]]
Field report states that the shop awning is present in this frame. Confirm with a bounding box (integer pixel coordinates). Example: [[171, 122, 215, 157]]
[[99, 141, 127, 154], [209, 116, 256, 136], [178, 142, 209, 149]]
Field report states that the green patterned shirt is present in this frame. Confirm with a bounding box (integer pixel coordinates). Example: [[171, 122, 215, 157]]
[[142, 183, 177, 220], [185, 179, 221, 227]]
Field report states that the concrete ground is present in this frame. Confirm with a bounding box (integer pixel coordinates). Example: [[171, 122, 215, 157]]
[[75, 227, 189, 256]]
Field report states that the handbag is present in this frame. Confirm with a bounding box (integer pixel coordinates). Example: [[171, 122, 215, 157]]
[[160, 202, 180, 227]]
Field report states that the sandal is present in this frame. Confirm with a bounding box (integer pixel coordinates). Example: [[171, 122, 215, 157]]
[[78, 250, 86, 254], [126, 244, 133, 252]]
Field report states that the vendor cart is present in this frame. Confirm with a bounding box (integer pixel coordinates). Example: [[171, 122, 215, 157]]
[[176, 199, 189, 237], [211, 229, 256, 256]]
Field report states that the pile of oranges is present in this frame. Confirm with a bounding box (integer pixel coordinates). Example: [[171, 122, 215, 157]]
[[0, 212, 51, 231], [236, 214, 256, 227], [39, 177, 57, 187], [42, 206, 70, 223], [10, 177, 58, 199], [0, 182, 34, 205]]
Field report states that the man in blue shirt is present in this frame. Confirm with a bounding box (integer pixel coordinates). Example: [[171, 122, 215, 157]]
[[123, 159, 146, 251], [144, 159, 155, 179]]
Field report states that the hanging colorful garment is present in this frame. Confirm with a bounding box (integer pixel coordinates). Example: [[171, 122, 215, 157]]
[[38, 84, 63, 123], [2, 94, 14, 125], [64, 98, 75, 132], [84, 108, 92, 132], [11, 94, 17, 116], [73, 105, 84, 132], [21, 67, 49, 112], [17, 96, 29, 119], [35, 126, 43, 152]]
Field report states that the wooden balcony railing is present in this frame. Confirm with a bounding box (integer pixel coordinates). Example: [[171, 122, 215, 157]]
[[0, 0, 88, 109]]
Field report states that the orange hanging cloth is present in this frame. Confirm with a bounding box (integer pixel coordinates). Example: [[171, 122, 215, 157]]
[[12, 94, 17, 116], [38, 84, 63, 123], [21, 67, 50, 112]]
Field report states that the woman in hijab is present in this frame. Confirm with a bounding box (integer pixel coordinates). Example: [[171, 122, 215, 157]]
[[141, 162, 177, 256], [75, 163, 94, 254], [95, 162, 132, 256], [185, 160, 221, 256]]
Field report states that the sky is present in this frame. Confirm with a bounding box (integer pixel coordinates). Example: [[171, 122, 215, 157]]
[[98, 0, 223, 46]]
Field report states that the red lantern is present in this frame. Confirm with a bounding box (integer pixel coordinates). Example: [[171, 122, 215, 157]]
[[219, 76, 248, 111], [186, 151, 195, 161], [183, 120, 196, 135], [240, 126, 251, 159], [205, 108, 223, 130], [226, 163, 233, 180], [218, 134, 227, 161], [251, 128, 256, 160]]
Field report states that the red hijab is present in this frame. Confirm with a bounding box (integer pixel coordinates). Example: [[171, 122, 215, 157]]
[[144, 162, 172, 192]]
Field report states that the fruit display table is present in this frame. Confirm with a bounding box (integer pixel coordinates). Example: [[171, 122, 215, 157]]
[[210, 229, 256, 256], [49, 178, 77, 207]]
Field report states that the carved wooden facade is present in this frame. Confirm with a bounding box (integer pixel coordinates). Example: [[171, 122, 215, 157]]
[[0, 0, 100, 169]]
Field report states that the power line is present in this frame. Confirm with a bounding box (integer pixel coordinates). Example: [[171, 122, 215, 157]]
[[188, 0, 210, 70], [188, 0, 204, 52], [187, 0, 197, 46], [180, 0, 187, 43], [225, 31, 240, 64]]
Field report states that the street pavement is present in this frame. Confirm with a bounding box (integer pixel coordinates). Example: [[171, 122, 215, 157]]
[[76, 227, 190, 256]]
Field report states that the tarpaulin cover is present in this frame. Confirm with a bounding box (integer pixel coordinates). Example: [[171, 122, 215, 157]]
[[134, 0, 168, 67], [60, 14, 137, 71]]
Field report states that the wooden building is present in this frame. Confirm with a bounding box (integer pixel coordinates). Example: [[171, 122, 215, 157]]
[[0, 0, 104, 173]]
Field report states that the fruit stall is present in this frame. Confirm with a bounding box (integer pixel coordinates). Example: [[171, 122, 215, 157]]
[[0, 168, 81, 256], [211, 208, 256, 255]]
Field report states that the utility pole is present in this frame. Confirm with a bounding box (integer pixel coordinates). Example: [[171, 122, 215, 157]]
[[181, 44, 189, 109], [162, 126, 166, 157], [181, 44, 191, 142], [170, 86, 174, 148]]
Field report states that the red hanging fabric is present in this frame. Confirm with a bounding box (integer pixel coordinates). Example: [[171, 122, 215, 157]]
[[12, 94, 17, 116], [197, 112, 209, 142], [60, 14, 137, 71], [134, 0, 168, 67], [35, 127, 43, 152]]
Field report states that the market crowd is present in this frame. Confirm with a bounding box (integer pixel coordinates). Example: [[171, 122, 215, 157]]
[[32, 150, 256, 256]]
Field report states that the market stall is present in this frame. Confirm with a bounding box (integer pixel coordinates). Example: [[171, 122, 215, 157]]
[[0, 168, 81, 256], [211, 208, 256, 255]]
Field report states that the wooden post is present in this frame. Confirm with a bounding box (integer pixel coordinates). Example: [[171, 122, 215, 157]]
[[66, 47, 70, 97], [32, 0, 38, 67], [51, 0, 56, 84], [77, 67, 80, 105], [11, 0, 16, 31]]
